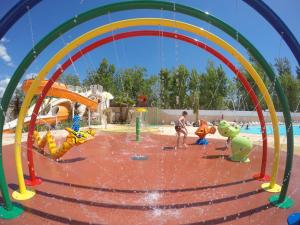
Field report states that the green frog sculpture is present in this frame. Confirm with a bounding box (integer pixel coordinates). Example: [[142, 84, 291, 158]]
[[217, 120, 253, 163]]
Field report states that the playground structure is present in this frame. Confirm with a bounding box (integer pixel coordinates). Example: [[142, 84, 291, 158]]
[[135, 107, 148, 142], [194, 120, 216, 145], [32, 127, 95, 160], [0, 0, 298, 223], [218, 120, 253, 163], [4, 79, 106, 133]]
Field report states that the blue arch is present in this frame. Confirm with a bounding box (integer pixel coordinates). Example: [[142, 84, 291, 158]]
[[243, 0, 300, 65], [0, 0, 42, 39]]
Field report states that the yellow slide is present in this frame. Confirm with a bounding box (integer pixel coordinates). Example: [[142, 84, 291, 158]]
[[33, 127, 95, 159]]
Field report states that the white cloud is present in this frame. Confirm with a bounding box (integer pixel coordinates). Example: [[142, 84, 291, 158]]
[[0, 45, 12, 62], [0, 37, 14, 67], [0, 72, 33, 97], [25, 73, 37, 80], [0, 78, 10, 98], [0, 37, 8, 43]]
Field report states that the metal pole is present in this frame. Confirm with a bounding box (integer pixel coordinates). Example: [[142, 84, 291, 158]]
[[72, 103, 74, 119], [88, 109, 91, 127]]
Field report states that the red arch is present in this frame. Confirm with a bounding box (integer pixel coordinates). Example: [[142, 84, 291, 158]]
[[25, 30, 268, 186]]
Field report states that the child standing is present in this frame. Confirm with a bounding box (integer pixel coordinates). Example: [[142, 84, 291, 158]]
[[175, 111, 188, 149], [72, 110, 81, 132]]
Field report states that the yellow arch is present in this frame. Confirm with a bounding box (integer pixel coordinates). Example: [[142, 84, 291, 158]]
[[13, 18, 280, 200]]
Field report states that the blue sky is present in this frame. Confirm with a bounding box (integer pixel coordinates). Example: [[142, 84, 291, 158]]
[[0, 0, 299, 96]]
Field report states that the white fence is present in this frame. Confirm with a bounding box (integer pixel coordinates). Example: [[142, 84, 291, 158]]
[[159, 109, 300, 124], [109, 107, 300, 124]]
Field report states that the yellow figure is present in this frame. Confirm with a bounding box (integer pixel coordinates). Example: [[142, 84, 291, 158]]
[[32, 128, 95, 160]]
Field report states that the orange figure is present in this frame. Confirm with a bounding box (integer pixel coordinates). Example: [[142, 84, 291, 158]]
[[195, 120, 216, 145]]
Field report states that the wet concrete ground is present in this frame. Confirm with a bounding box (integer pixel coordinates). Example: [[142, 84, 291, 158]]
[[1, 132, 299, 225]]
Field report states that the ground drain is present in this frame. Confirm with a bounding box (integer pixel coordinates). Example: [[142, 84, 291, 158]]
[[131, 155, 149, 160], [162, 146, 176, 150]]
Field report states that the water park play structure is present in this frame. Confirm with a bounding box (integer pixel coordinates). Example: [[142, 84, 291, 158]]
[[4, 79, 102, 133], [218, 120, 253, 163], [0, 0, 298, 223], [32, 127, 95, 160], [195, 120, 217, 145]]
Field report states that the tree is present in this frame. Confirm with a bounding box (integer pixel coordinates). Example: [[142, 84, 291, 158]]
[[189, 69, 201, 121], [169, 65, 190, 109], [83, 58, 116, 93], [225, 79, 238, 110], [113, 66, 159, 109], [141, 75, 159, 106], [237, 56, 270, 110], [116, 66, 146, 99], [10, 88, 24, 119], [60, 74, 81, 86], [296, 66, 300, 80], [273, 57, 300, 112], [199, 61, 228, 110], [274, 57, 291, 76], [159, 68, 172, 109], [279, 73, 299, 111], [113, 94, 135, 123]]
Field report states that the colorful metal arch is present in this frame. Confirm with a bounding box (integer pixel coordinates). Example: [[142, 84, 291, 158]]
[[243, 0, 300, 65], [0, 0, 42, 218], [25, 30, 268, 186], [12, 18, 280, 201], [0, 0, 295, 213], [0, 0, 42, 39]]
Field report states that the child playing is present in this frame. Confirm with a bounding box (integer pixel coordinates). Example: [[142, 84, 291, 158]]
[[175, 111, 188, 149]]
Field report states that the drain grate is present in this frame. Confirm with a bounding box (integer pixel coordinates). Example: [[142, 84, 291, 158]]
[[131, 155, 149, 160], [162, 146, 176, 151]]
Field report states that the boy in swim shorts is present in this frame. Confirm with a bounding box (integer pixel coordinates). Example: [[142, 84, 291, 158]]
[[175, 111, 188, 148]]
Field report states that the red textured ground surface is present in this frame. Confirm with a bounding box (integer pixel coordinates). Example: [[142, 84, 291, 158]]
[[1, 132, 299, 225]]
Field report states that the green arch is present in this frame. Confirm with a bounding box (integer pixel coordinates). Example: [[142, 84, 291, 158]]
[[0, 1, 292, 205]]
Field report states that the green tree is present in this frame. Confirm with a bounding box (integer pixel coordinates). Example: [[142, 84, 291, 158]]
[[170, 65, 190, 109], [159, 68, 172, 108], [225, 79, 238, 110], [60, 74, 81, 86], [117, 66, 146, 99], [189, 69, 201, 121], [273, 57, 299, 112], [274, 57, 291, 76], [296, 66, 300, 80], [10, 88, 24, 119], [113, 94, 135, 123], [237, 56, 270, 110], [141, 75, 159, 106], [279, 73, 299, 111], [83, 58, 116, 93], [199, 61, 228, 110]]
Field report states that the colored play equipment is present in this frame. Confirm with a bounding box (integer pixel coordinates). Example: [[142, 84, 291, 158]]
[[0, 0, 298, 219], [218, 120, 253, 163], [3, 105, 69, 134], [25, 80, 103, 186], [32, 127, 95, 160], [135, 107, 147, 142], [13, 18, 283, 201], [195, 120, 216, 145], [287, 212, 300, 225], [13, 18, 281, 193], [23, 30, 269, 186], [22, 79, 99, 110], [4, 79, 99, 133]]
